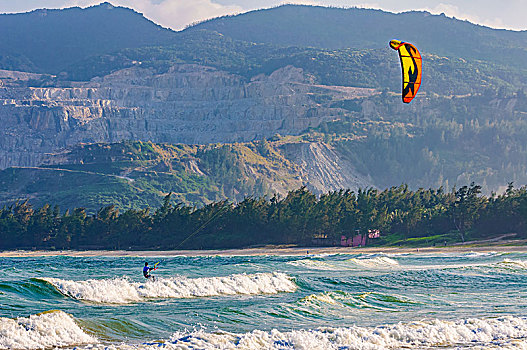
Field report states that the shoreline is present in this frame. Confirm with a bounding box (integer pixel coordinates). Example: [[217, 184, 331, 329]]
[[1, 241, 527, 257]]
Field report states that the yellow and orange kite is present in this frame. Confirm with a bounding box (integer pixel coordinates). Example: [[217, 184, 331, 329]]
[[390, 40, 422, 103]]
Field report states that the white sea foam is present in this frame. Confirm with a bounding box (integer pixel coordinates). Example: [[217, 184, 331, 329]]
[[347, 256, 400, 268], [43, 272, 296, 304], [289, 256, 400, 271], [462, 251, 501, 258], [287, 259, 340, 270], [497, 259, 527, 269], [435, 258, 527, 274], [464, 258, 527, 272], [166, 316, 527, 349], [0, 310, 96, 350], [68, 315, 527, 349], [299, 291, 342, 306]]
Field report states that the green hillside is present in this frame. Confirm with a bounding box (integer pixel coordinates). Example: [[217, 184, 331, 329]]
[[2, 3, 526, 83], [4, 86, 527, 212], [317, 90, 527, 192], [65, 29, 525, 96], [0, 2, 176, 73], [0, 140, 306, 212], [190, 5, 527, 70]]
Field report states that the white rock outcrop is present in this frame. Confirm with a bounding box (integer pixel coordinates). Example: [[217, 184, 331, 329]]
[[0, 64, 367, 169]]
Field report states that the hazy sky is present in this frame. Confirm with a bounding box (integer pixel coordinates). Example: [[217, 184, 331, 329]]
[[0, 0, 525, 31]]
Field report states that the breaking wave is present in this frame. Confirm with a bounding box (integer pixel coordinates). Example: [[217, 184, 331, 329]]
[[164, 315, 527, 349], [66, 315, 527, 349], [42, 272, 296, 304], [0, 310, 96, 350], [347, 256, 400, 268], [461, 251, 502, 258], [497, 259, 527, 269], [455, 259, 527, 273], [288, 256, 400, 271], [4, 312, 527, 349], [287, 259, 340, 270]]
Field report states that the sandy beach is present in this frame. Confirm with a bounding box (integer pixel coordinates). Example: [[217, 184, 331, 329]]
[[2, 241, 527, 257]]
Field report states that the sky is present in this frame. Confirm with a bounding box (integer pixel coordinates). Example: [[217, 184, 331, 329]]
[[0, 0, 525, 32]]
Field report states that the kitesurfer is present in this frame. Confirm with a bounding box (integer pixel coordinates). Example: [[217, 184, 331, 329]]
[[143, 262, 155, 281]]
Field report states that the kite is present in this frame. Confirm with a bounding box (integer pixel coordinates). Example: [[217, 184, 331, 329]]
[[390, 40, 422, 103]]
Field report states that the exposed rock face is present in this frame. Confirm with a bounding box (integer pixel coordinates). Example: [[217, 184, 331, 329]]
[[282, 142, 373, 193], [0, 69, 46, 84], [0, 64, 376, 169]]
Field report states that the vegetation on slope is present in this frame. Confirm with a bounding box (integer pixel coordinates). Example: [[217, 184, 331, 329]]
[[2, 3, 526, 76], [3, 86, 527, 210], [0, 2, 176, 73], [318, 89, 527, 192], [0, 140, 305, 211], [1, 3, 524, 96], [190, 5, 527, 69], [64, 29, 525, 97]]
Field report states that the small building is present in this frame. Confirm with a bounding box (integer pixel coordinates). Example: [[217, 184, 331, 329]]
[[340, 229, 381, 247], [353, 234, 367, 247], [312, 233, 330, 246], [368, 229, 381, 239]]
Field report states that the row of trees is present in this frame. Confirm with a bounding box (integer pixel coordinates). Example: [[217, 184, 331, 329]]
[[1, 183, 526, 250]]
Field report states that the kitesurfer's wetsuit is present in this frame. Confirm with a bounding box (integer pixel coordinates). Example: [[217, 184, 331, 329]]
[[143, 264, 154, 280]]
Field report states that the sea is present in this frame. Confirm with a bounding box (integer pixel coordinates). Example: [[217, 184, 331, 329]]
[[2, 251, 527, 349]]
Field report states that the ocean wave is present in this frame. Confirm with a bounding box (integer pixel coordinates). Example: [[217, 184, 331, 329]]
[[347, 256, 400, 268], [0, 310, 96, 350], [9, 315, 526, 349], [300, 291, 342, 306], [496, 259, 527, 269], [164, 315, 527, 349], [456, 259, 527, 273], [298, 291, 417, 312], [42, 272, 296, 304], [287, 259, 340, 271], [289, 256, 400, 271], [69, 315, 527, 349], [461, 251, 502, 258]]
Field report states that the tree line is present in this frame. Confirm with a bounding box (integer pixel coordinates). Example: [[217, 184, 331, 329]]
[[1, 183, 526, 250]]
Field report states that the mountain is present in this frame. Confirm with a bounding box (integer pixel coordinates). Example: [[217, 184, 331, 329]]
[[189, 5, 527, 70], [3, 4, 527, 77], [0, 2, 176, 74], [0, 3, 527, 211]]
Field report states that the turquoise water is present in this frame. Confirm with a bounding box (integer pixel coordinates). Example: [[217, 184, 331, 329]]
[[1, 251, 527, 349]]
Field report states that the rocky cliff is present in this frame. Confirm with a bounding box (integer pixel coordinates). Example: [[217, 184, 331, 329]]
[[280, 142, 373, 193], [0, 64, 375, 169]]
